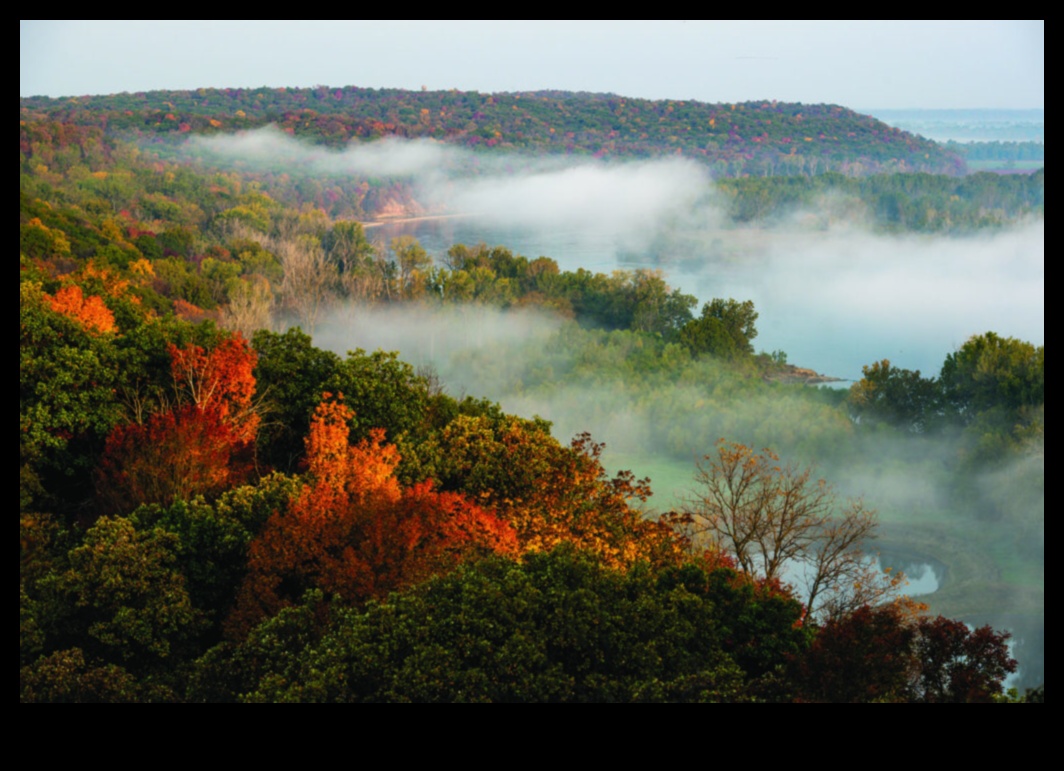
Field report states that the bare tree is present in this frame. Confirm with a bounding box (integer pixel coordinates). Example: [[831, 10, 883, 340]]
[[685, 440, 900, 621], [276, 235, 335, 332], [220, 275, 275, 338]]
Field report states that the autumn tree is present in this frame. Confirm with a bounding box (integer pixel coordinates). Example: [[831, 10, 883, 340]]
[[417, 415, 685, 569], [229, 395, 517, 637], [43, 284, 117, 334], [794, 604, 1016, 702], [684, 440, 896, 621], [96, 334, 260, 513]]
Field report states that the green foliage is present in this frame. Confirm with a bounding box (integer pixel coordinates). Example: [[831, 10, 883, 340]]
[[129, 472, 301, 632], [219, 549, 810, 702], [39, 517, 204, 674], [680, 298, 758, 359], [848, 359, 942, 433], [20, 282, 125, 510], [253, 327, 432, 471], [252, 327, 344, 470], [940, 332, 1044, 466], [717, 170, 1043, 231], [21, 648, 175, 703], [941, 332, 1044, 419]]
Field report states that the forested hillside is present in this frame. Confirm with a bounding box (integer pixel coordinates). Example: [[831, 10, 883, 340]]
[[19, 85, 1043, 702], [22, 87, 963, 176]]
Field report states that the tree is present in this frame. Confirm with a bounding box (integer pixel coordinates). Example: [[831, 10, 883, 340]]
[[228, 395, 517, 637], [96, 334, 260, 513], [276, 234, 335, 332], [43, 284, 117, 334], [40, 517, 203, 672], [794, 604, 1016, 703], [848, 359, 941, 433], [679, 298, 758, 359], [939, 332, 1044, 464], [390, 235, 432, 297], [684, 440, 895, 621], [232, 550, 764, 703], [940, 332, 1043, 421]]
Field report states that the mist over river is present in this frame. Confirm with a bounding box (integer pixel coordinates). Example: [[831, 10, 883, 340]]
[[370, 216, 1044, 383]]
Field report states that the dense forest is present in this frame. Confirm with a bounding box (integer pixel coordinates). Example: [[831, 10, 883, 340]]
[[21, 87, 964, 176], [19, 88, 1044, 702]]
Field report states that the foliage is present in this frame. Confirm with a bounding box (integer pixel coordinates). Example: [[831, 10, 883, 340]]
[[22, 89, 963, 177], [129, 472, 301, 634], [941, 332, 1044, 420], [96, 334, 260, 512], [20, 282, 126, 511], [680, 298, 759, 359], [43, 284, 117, 334], [228, 549, 804, 703], [228, 395, 518, 637], [21, 648, 175, 703], [940, 332, 1044, 465], [38, 517, 203, 674], [848, 359, 941, 433], [794, 604, 1017, 702]]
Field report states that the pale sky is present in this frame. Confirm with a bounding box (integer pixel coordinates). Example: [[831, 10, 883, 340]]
[[20, 20, 1043, 109]]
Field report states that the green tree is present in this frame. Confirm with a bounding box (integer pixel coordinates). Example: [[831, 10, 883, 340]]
[[20, 282, 124, 511], [390, 235, 432, 296], [231, 550, 788, 703], [679, 298, 758, 358], [40, 517, 204, 675], [941, 332, 1043, 420], [848, 359, 942, 433]]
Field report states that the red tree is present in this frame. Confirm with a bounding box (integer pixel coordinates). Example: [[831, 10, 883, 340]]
[[228, 395, 517, 637], [96, 334, 260, 513]]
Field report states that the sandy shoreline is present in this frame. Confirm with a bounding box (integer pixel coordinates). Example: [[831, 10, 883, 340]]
[[360, 213, 470, 229]]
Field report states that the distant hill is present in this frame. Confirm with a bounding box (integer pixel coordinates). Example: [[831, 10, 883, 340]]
[[20, 86, 963, 177]]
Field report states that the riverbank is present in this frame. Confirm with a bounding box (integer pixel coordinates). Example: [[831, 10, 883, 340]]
[[360, 213, 470, 229]]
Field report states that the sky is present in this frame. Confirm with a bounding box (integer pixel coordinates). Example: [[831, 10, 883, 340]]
[[20, 20, 1043, 109]]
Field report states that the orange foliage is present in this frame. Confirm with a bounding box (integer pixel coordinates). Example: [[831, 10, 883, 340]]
[[172, 298, 215, 325], [168, 334, 259, 444], [228, 395, 517, 637], [486, 428, 686, 569], [44, 285, 116, 334]]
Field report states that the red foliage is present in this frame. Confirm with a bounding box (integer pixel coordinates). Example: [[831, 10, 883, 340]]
[[96, 405, 245, 514], [795, 604, 1016, 703], [96, 334, 260, 513], [228, 395, 517, 637]]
